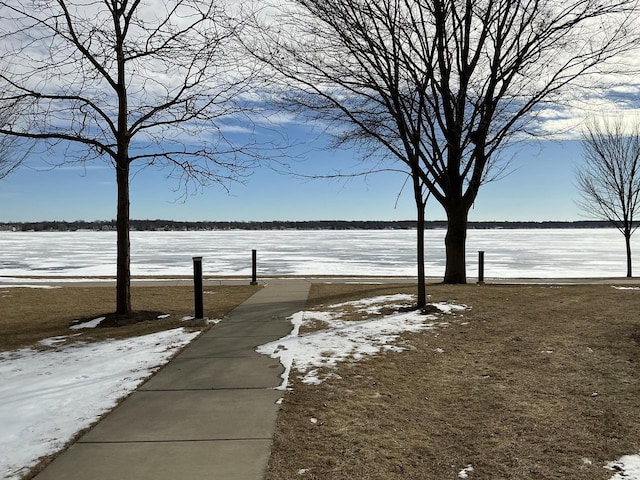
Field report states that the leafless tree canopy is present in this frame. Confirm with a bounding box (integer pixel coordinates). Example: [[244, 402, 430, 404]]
[[578, 117, 640, 276], [0, 108, 28, 179], [0, 148, 19, 179], [0, 0, 262, 189], [0, 135, 23, 180], [0, 0, 265, 313], [251, 0, 640, 283]]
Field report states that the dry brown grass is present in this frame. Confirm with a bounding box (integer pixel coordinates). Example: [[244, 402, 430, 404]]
[[266, 283, 640, 480], [0, 284, 260, 351]]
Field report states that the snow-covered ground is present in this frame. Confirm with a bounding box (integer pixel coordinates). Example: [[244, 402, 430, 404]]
[[0, 292, 637, 479], [0, 228, 638, 278], [257, 294, 640, 480], [606, 456, 640, 480], [257, 294, 465, 388], [0, 328, 199, 480]]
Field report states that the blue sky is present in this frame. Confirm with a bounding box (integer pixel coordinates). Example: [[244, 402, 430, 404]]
[[0, 133, 585, 223], [0, 0, 633, 224]]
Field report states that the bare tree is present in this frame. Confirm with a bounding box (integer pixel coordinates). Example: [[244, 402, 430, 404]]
[[578, 117, 640, 277], [0, 109, 27, 179], [250, 0, 639, 295], [0, 0, 264, 314], [0, 136, 21, 179]]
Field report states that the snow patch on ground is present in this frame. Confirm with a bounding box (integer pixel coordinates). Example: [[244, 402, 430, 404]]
[[0, 328, 199, 480], [257, 295, 465, 389], [606, 455, 640, 479], [69, 316, 105, 330], [327, 293, 416, 313], [458, 464, 474, 478]]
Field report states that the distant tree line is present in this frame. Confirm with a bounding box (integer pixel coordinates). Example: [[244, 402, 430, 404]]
[[0, 219, 619, 232]]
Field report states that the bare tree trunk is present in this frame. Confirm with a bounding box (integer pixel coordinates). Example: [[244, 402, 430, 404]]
[[411, 168, 427, 307], [444, 203, 468, 284], [415, 199, 427, 309], [625, 231, 633, 277], [116, 160, 131, 314]]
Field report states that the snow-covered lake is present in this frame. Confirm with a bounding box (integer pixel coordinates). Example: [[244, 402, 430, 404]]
[[0, 228, 638, 278]]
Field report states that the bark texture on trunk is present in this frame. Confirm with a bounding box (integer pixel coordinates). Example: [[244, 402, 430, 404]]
[[625, 231, 633, 278], [443, 203, 468, 284], [115, 161, 131, 314], [416, 200, 427, 308], [412, 169, 427, 308]]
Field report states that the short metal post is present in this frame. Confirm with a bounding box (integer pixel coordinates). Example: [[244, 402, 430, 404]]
[[250, 249, 258, 285], [193, 256, 204, 319], [478, 250, 485, 284]]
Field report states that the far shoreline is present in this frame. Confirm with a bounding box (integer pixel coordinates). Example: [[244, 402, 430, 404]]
[[0, 219, 620, 232]]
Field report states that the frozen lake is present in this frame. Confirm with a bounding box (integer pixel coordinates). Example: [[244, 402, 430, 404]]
[[0, 228, 637, 279]]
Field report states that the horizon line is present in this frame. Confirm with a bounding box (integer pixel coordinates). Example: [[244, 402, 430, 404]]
[[0, 219, 612, 225]]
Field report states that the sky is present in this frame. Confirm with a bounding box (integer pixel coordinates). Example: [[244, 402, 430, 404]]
[[0, 135, 586, 223], [0, 0, 631, 224]]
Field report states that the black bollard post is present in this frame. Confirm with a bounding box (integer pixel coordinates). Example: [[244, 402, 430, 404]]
[[251, 249, 258, 285], [478, 250, 485, 284], [193, 256, 204, 319]]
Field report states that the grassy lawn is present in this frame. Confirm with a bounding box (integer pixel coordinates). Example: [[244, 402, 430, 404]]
[[2, 280, 638, 479], [266, 283, 640, 480], [0, 283, 260, 351]]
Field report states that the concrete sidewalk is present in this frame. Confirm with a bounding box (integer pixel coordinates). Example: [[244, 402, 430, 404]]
[[33, 279, 312, 480]]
